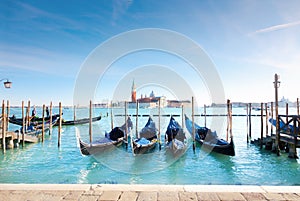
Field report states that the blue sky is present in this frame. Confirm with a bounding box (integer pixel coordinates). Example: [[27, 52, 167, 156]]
[[1, 0, 300, 106]]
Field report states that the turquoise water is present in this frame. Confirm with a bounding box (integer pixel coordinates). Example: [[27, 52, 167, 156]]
[[0, 107, 299, 185]]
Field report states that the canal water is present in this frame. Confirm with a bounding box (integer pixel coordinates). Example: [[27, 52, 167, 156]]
[[0, 106, 299, 185]]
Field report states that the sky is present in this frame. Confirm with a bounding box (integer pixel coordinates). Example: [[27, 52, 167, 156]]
[[1, 0, 300, 106]]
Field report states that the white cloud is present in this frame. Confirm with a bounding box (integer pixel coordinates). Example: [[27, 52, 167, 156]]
[[248, 20, 300, 36]]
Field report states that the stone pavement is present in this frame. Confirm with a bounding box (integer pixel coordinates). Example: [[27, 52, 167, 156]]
[[0, 184, 300, 201]]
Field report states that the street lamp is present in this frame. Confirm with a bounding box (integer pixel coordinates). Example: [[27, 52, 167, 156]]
[[0, 79, 12, 89]]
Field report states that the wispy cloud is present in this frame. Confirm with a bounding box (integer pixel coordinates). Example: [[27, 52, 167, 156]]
[[0, 45, 80, 77], [112, 0, 133, 25], [248, 20, 300, 36]]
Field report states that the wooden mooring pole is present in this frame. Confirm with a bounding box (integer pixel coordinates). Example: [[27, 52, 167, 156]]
[[110, 101, 114, 130], [58, 102, 62, 147], [22, 101, 25, 147], [2, 100, 6, 153], [249, 103, 252, 141], [73, 105, 76, 122], [204, 104, 207, 127], [124, 101, 128, 148], [265, 103, 268, 137], [226, 99, 230, 142], [26, 101, 30, 128], [229, 103, 233, 139], [297, 98, 299, 116], [42, 104, 45, 142], [286, 103, 289, 132], [89, 100, 92, 145], [271, 102, 274, 134], [289, 117, 299, 159], [260, 103, 263, 149], [181, 104, 184, 129], [274, 73, 280, 156], [49, 101, 52, 135], [6, 100, 9, 131], [246, 103, 249, 143], [192, 97, 195, 151], [136, 100, 139, 138], [158, 98, 161, 150]]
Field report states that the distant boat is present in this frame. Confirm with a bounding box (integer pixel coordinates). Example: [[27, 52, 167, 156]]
[[185, 115, 235, 156], [165, 116, 187, 156], [131, 116, 158, 155]]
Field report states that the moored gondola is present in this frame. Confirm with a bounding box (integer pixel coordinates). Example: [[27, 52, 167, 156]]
[[17, 116, 59, 137], [9, 114, 60, 126], [77, 118, 133, 156], [9, 114, 101, 126], [61, 115, 101, 126], [165, 116, 187, 155], [78, 127, 125, 156], [131, 116, 158, 155], [185, 114, 235, 156]]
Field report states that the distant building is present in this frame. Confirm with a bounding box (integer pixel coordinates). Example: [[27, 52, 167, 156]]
[[128, 80, 167, 108], [167, 100, 191, 108]]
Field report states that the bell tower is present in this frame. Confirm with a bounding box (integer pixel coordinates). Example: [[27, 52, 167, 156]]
[[131, 79, 136, 102]]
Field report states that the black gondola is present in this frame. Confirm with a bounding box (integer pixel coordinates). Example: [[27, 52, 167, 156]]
[[185, 114, 235, 156], [9, 114, 60, 126], [131, 116, 158, 155], [9, 114, 101, 126], [61, 116, 101, 125], [165, 116, 187, 155], [78, 127, 125, 156], [77, 118, 133, 156], [17, 116, 59, 137]]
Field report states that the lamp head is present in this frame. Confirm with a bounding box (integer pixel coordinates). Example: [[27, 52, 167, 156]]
[[4, 80, 12, 88]]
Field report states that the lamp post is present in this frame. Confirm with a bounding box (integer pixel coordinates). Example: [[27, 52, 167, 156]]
[[273, 73, 280, 156], [0, 79, 12, 89]]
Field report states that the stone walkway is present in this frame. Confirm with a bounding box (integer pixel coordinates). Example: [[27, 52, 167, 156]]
[[1, 184, 300, 201]]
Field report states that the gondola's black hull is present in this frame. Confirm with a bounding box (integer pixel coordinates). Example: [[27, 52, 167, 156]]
[[195, 137, 235, 156], [9, 115, 101, 126], [79, 137, 124, 156], [61, 116, 101, 125], [185, 115, 235, 156], [9, 114, 60, 126]]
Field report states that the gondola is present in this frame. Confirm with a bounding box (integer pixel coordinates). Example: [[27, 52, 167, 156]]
[[165, 116, 187, 155], [78, 127, 125, 155], [77, 118, 133, 156], [61, 115, 101, 126], [9, 114, 101, 126], [17, 116, 59, 137], [185, 115, 235, 156], [9, 114, 60, 126], [269, 118, 295, 132], [131, 116, 158, 155]]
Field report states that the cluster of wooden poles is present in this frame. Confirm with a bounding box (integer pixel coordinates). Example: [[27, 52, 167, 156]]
[[246, 98, 300, 150], [1, 100, 64, 154]]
